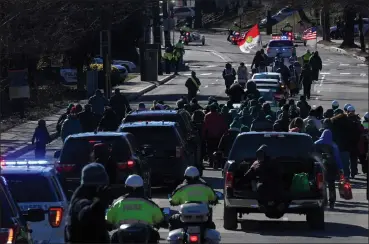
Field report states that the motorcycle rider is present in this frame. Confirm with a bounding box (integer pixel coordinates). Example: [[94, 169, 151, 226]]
[[315, 129, 344, 209], [237, 62, 248, 88], [106, 175, 164, 243], [281, 22, 293, 33], [227, 22, 239, 41], [169, 166, 217, 231], [222, 63, 237, 90]]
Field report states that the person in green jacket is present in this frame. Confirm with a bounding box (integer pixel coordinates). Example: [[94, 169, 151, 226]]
[[106, 174, 163, 242], [169, 166, 217, 231], [301, 50, 312, 65]]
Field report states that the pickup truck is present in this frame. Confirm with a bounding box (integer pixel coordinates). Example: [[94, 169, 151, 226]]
[[222, 132, 327, 231]]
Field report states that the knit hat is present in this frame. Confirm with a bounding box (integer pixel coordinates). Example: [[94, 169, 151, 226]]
[[81, 163, 109, 186]]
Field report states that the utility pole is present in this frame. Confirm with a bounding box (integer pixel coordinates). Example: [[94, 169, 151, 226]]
[[101, 6, 112, 99], [162, 0, 171, 47], [153, 0, 163, 75]]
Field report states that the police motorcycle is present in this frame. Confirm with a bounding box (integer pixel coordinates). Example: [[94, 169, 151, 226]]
[[165, 192, 224, 244]]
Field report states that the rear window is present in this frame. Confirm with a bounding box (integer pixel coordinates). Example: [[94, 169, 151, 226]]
[[60, 136, 131, 164], [253, 74, 280, 81], [0, 186, 15, 228], [268, 40, 293, 47], [259, 91, 275, 101], [256, 85, 278, 92], [229, 134, 313, 161], [5, 174, 56, 202], [120, 126, 180, 146]]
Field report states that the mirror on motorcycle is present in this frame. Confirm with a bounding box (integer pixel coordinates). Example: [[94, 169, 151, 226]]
[[214, 191, 224, 200]]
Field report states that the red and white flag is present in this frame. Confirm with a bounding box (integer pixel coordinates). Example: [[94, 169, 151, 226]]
[[302, 27, 317, 40], [238, 24, 261, 53]]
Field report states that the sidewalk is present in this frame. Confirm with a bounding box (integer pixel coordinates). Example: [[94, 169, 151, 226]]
[[0, 74, 175, 159], [317, 38, 369, 63]]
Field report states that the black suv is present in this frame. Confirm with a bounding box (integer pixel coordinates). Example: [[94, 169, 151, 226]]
[[119, 121, 194, 187], [123, 110, 203, 174], [0, 176, 45, 244], [223, 132, 326, 230], [54, 132, 152, 199]]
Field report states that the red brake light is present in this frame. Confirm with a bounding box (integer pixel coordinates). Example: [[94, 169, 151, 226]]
[[117, 160, 135, 170], [176, 146, 183, 158], [49, 207, 63, 228], [225, 172, 234, 188], [6, 228, 14, 244], [316, 173, 324, 190], [55, 163, 75, 173], [189, 235, 199, 242]]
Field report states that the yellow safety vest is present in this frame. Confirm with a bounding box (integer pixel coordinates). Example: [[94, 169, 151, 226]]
[[163, 52, 172, 60], [191, 77, 200, 89], [303, 53, 312, 61]]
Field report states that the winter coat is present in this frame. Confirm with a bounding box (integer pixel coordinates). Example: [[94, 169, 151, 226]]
[[218, 128, 240, 157], [309, 55, 322, 80], [244, 81, 260, 100], [330, 113, 360, 152], [227, 83, 244, 103], [299, 67, 313, 85], [32, 127, 51, 145], [88, 93, 109, 116], [202, 112, 228, 139], [314, 129, 343, 170], [303, 116, 322, 130], [98, 110, 119, 132], [61, 116, 82, 142], [250, 114, 274, 132], [78, 111, 98, 132], [109, 94, 130, 118], [296, 101, 311, 119]]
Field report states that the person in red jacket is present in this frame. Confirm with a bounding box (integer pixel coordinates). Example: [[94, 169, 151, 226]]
[[202, 103, 228, 167]]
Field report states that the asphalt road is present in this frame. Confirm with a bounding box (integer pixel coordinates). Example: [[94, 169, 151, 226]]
[[15, 33, 369, 243]]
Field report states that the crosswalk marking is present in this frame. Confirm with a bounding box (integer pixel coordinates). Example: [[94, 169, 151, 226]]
[[200, 73, 213, 76], [339, 63, 350, 66]]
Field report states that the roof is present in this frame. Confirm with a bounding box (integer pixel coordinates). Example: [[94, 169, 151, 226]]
[[1, 165, 55, 175], [258, 88, 275, 92], [253, 72, 281, 76], [67, 132, 128, 139], [128, 110, 178, 116], [249, 79, 279, 82], [120, 121, 177, 128], [238, 131, 311, 138]]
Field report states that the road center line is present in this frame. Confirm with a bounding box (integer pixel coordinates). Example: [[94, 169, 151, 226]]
[[340, 73, 351, 75]]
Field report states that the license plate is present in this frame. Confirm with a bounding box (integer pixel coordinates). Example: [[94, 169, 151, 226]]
[[187, 226, 200, 234]]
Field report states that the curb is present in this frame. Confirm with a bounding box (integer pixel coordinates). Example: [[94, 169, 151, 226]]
[[317, 43, 368, 63], [3, 73, 176, 159]]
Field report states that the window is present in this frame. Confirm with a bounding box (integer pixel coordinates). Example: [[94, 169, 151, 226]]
[[229, 134, 314, 162], [5, 175, 56, 203], [174, 8, 190, 14], [121, 127, 179, 146], [259, 91, 275, 102], [61, 136, 131, 164], [51, 176, 63, 201], [253, 74, 280, 81], [0, 187, 15, 228], [268, 40, 293, 47]]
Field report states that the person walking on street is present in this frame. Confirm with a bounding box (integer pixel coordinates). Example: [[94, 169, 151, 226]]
[[309, 51, 322, 82], [237, 62, 248, 88], [185, 71, 201, 102], [163, 46, 173, 74], [97, 107, 119, 132], [61, 107, 82, 143], [302, 50, 312, 65], [109, 88, 131, 122], [222, 63, 236, 91], [64, 163, 111, 244], [227, 81, 245, 103], [56, 104, 74, 134], [296, 95, 311, 119], [173, 47, 181, 75], [78, 104, 98, 132], [88, 89, 109, 118], [300, 63, 313, 99], [32, 119, 51, 159]]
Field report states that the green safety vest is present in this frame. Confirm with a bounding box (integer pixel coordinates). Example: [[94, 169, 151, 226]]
[[163, 52, 172, 60], [170, 184, 217, 206], [106, 197, 164, 226], [303, 53, 312, 61]]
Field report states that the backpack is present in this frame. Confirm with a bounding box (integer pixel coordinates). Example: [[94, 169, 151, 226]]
[[291, 173, 310, 193]]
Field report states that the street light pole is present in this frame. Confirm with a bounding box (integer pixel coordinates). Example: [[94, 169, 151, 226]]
[[101, 7, 112, 99]]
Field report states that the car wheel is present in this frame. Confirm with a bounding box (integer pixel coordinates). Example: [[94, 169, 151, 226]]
[[306, 207, 325, 230], [223, 204, 238, 230]]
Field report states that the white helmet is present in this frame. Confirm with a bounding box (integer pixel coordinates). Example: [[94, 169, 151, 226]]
[[364, 112, 369, 120], [331, 100, 339, 108], [184, 166, 200, 179], [125, 174, 144, 188], [347, 106, 355, 113], [344, 104, 351, 111]]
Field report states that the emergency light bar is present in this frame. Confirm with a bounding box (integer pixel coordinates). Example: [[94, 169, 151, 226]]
[[0, 160, 54, 167]]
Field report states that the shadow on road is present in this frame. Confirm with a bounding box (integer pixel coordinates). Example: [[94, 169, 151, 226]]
[[238, 219, 368, 237]]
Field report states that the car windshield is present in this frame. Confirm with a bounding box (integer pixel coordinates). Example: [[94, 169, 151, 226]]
[[60, 136, 131, 164], [259, 91, 275, 101], [253, 74, 280, 81], [0, 187, 14, 228], [229, 134, 314, 161], [269, 40, 293, 47], [120, 127, 179, 146], [256, 85, 278, 92], [5, 174, 56, 202]]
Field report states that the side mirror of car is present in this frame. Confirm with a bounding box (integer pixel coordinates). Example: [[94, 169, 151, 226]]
[[54, 150, 61, 159], [23, 208, 45, 222]]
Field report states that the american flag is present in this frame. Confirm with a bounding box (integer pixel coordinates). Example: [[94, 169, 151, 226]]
[[303, 27, 317, 40]]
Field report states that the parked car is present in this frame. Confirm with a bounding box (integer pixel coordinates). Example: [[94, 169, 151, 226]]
[[112, 60, 137, 73], [223, 132, 326, 230], [1, 162, 68, 243], [93, 57, 128, 80], [123, 110, 203, 175], [330, 18, 369, 39], [173, 6, 195, 19], [118, 121, 194, 187], [54, 132, 152, 199], [0, 175, 45, 244]]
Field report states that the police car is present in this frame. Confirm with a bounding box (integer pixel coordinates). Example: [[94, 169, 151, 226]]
[[1, 160, 68, 244], [265, 39, 297, 61]]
